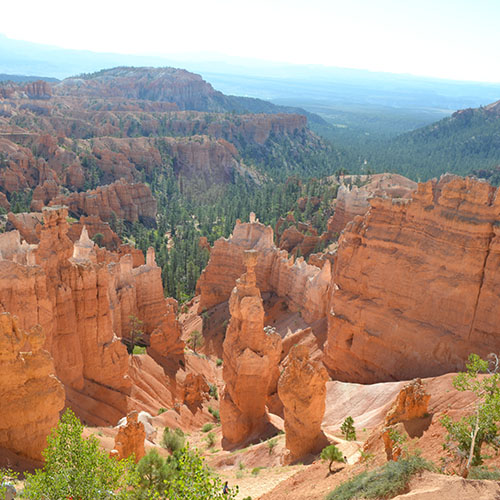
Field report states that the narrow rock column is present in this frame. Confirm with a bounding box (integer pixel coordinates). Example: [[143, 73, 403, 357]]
[[220, 250, 282, 447], [278, 344, 328, 463]]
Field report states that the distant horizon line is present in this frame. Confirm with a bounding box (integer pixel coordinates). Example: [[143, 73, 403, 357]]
[[2, 32, 500, 86]]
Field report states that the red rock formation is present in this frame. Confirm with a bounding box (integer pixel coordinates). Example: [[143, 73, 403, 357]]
[[277, 345, 328, 463], [0, 208, 182, 425], [67, 216, 121, 250], [197, 214, 331, 324], [148, 296, 185, 364], [220, 250, 282, 447], [328, 173, 417, 234], [45, 179, 157, 225], [0, 313, 65, 460], [385, 379, 430, 426], [25, 81, 52, 99], [325, 175, 500, 382], [0, 192, 9, 211], [112, 411, 146, 462], [6, 212, 44, 243]]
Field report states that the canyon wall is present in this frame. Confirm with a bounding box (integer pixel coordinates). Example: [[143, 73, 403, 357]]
[[325, 175, 500, 382], [197, 214, 331, 324]]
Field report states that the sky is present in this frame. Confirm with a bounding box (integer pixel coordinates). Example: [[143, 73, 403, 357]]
[[1, 0, 500, 82]]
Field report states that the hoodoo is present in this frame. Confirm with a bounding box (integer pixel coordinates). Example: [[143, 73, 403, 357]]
[[0, 313, 65, 461], [220, 250, 282, 447], [278, 344, 329, 463]]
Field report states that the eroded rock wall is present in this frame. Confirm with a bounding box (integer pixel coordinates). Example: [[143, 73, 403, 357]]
[[325, 175, 500, 382], [0, 208, 183, 425], [197, 214, 331, 323]]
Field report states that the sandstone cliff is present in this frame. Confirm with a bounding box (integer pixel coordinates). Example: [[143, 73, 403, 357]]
[[45, 179, 157, 226], [0, 313, 65, 460], [325, 175, 500, 382], [220, 250, 282, 447]]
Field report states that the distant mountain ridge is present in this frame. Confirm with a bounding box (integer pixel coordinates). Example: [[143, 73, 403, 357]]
[[363, 98, 500, 181], [57, 66, 328, 125]]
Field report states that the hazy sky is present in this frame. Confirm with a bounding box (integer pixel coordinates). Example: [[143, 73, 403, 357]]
[[1, 0, 499, 82]]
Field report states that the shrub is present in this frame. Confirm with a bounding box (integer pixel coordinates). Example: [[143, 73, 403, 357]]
[[202, 423, 214, 433], [161, 427, 186, 453], [205, 432, 216, 448], [216, 358, 223, 367], [441, 353, 500, 476], [469, 466, 500, 480], [0, 468, 18, 499], [208, 406, 220, 422], [340, 416, 357, 441], [267, 438, 278, 455], [158, 407, 168, 415], [251, 467, 261, 476], [209, 384, 218, 400], [321, 444, 345, 473], [136, 449, 176, 498], [164, 447, 238, 499], [22, 409, 135, 500], [325, 455, 434, 500], [188, 330, 204, 354], [132, 345, 146, 355]]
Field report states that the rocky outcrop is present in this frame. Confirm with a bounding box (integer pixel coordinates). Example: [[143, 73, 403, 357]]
[[112, 411, 146, 463], [47, 180, 157, 226], [277, 345, 328, 463], [220, 250, 282, 447], [148, 297, 185, 364], [197, 214, 331, 324], [328, 173, 417, 234], [385, 379, 430, 426], [0, 208, 183, 425], [0, 192, 9, 211], [0, 313, 65, 460], [67, 216, 121, 250], [325, 175, 500, 382], [6, 212, 44, 243], [25, 81, 52, 99]]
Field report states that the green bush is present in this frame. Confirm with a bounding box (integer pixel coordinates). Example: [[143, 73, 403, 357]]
[[441, 353, 500, 476], [251, 467, 261, 476], [216, 358, 223, 367], [469, 466, 500, 480], [325, 455, 434, 500], [321, 444, 345, 473], [205, 432, 216, 448], [208, 406, 220, 422], [140, 447, 238, 499], [202, 423, 214, 433], [267, 438, 278, 455], [132, 345, 146, 355], [0, 468, 18, 499], [340, 416, 357, 441], [161, 427, 186, 453], [158, 407, 168, 415], [209, 384, 219, 400], [136, 449, 176, 498], [22, 409, 135, 500]]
